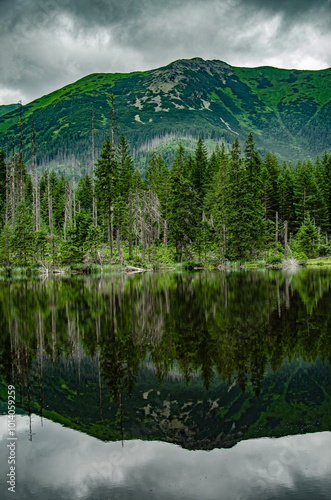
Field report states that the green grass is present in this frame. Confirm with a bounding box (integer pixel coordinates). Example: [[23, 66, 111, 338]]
[[306, 258, 331, 266]]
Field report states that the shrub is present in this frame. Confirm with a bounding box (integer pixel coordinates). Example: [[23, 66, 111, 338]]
[[266, 255, 283, 265], [292, 251, 308, 265], [183, 261, 203, 270]]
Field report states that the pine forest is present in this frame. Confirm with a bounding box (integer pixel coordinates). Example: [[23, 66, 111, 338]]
[[1, 103, 331, 272]]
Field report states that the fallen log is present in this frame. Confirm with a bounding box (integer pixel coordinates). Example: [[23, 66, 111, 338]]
[[126, 265, 147, 273], [53, 269, 66, 274]]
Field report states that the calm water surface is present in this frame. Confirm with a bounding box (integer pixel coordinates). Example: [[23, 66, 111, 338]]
[[0, 269, 330, 499]]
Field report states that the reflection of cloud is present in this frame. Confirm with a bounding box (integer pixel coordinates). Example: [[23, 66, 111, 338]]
[[0, 415, 331, 499], [0, 0, 330, 103]]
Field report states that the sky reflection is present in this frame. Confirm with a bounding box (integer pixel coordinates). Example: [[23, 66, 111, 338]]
[[0, 415, 330, 499]]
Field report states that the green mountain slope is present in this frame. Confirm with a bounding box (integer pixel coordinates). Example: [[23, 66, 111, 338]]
[[0, 103, 19, 118], [0, 58, 330, 172]]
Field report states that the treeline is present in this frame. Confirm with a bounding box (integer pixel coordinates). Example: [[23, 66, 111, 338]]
[[0, 131, 330, 266]]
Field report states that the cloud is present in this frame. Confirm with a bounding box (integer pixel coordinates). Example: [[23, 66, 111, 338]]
[[1, 415, 331, 499], [0, 0, 330, 104]]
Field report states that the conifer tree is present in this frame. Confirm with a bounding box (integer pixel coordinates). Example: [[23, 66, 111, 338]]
[[76, 174, 93, 214], [320, 151, 331, 232], [116, 134, 134, 199], [0, 148, 6, 226], [203, 143, 229, 256], [94, 134, 118, 252], [168, 143, 198, 261], [293, 159, 327, 231], [295, 214, 319, 258], [263, 152, 281, 220], [12, 200, 35, 265], [223, 135, 265, 260], [278, 162, 295, 228], [191, 136, 209, 203]]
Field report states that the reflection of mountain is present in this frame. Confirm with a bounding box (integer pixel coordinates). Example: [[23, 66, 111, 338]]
[[1, 355, 330, 450], [0, 270, 331, 449]]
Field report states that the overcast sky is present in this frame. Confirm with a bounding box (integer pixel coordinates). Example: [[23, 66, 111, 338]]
[[0, 0, 330, 105]]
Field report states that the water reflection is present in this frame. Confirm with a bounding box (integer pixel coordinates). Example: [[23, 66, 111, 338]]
[[0, 415, 330, 500], [0, 269, 331, 448]]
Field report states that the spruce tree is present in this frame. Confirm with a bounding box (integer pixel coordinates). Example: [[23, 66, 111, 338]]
[[116, 134, 134, 199], [94, 134, 118, 250], [278, 162, 295, 227], [76, 174, 93, 215], [168, 143, 198, 262], [263, 151, 281, 220], [203, 143, 229, 256], [0, 148, 6, 226], [225, 135, 265, 260], [12, 200, 35, 265], [191, 136, 209, 203]]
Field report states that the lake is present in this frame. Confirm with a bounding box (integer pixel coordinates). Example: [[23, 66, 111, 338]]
[[0, 268, 331, 499]]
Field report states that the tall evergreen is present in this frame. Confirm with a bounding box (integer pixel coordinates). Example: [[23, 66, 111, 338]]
[[0, 148, 6, 226], [225, 135, 265, 260], [203, 143, 229, 255], [191, 136, 209, 203], [168, 143, 198, 261], [263, 151, 281, 220], [293, 159, 328, 231], [320, 151, 331, 232], [94, 134, 118, 249], [116, 134, 134, 199], [278, 162, 295, 228]]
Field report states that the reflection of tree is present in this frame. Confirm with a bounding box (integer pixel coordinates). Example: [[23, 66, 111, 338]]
[[1, 269, 331, 425]]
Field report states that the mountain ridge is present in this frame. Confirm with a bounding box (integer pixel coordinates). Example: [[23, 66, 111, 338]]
[[0, 57, 330, 173]]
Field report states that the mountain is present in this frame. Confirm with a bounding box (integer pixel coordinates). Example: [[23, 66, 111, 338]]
[[0, 58, 330, 173], [0, 103, 19, 118]]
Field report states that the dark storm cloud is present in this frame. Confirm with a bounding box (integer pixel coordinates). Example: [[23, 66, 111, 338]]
[[0, 0, 330, 104], [243, 0, 329, 16]]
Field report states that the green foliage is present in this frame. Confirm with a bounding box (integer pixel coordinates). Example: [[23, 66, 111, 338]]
[[147, 242, 176, 266], [76, 174, 93, 214], [266, 255, 283, 265], [57, 237, 83, 265], [182, 261, 203, 270], [34, 224, 49, 261], [168, 143, 198, 261], [12, 201, 35, 265], [0, 148, 6, 225], [0, 130, 331, 268], [94, 134, 117, 221], [292, 251, 308, 265], [83, 224, 103, 262], [293, 214, 319, 258], [116, 134, 134, 197], [225, 136, 265, 261], [0, 225, 13, 266]]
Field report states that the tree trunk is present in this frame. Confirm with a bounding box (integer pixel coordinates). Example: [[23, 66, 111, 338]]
[[72, 157, 76, 228], [275, 211, 278, 256], [142, 191, 146, 262], [47, 171, 54, 255], [223, 224, 226, 256], [129, 190, 133, 257], [284, 220, 288, 259], [116, 229, 120, 256]]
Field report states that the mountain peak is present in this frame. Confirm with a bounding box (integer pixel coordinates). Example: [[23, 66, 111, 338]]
[[0, 59, 329, 168]]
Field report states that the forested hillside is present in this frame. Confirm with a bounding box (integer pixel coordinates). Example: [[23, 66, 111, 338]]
[[0, 131, 330, 267], [0, 58, 330, 172]]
